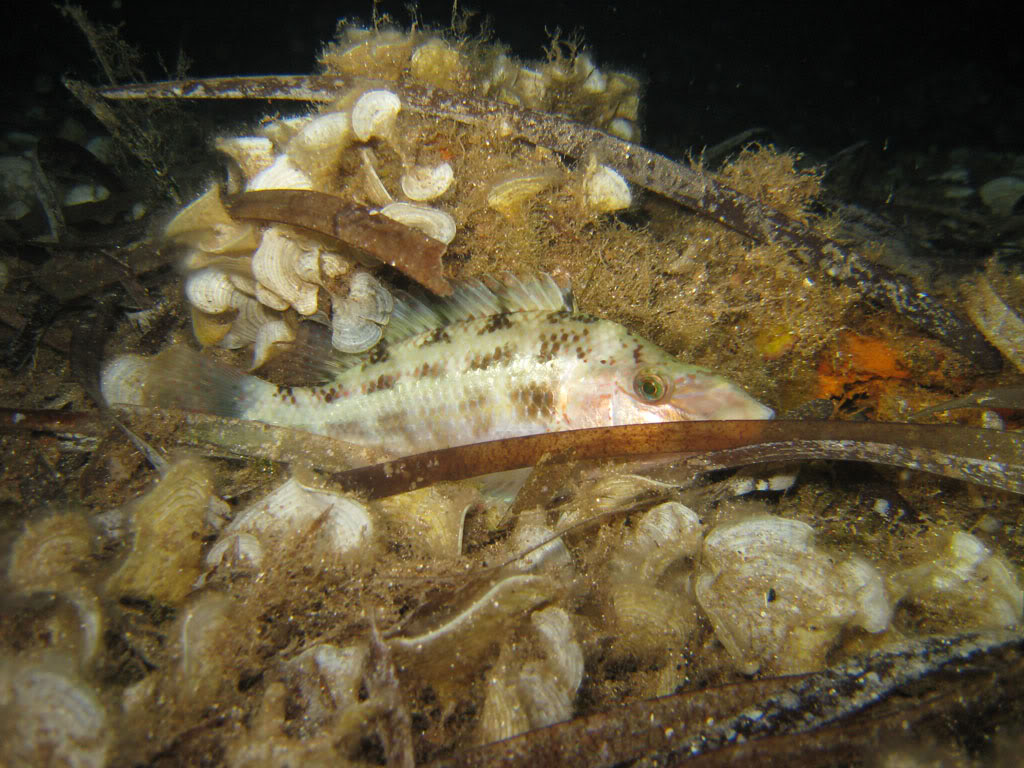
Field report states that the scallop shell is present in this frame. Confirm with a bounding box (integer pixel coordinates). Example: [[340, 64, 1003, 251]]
[[486, 171, 560, 217], [380, 201, 457, 244], [247, 154, 313, 192], [251, 229, 320, 315], [410, 38, 468, 88], [513, 67, 547, 108], [220, 476, 373, 558], [695, 516, 889, 675], [100, 353, 149, 406], [530, 607, 583, 692], [104, 458, 214, 605], [0, 657, 110, 768], [330, 270, 394, 352], [351, 89, 401, 142], [576, 54, 607, 93], [891, 530, 1023, 628], [204, 531, 264, 575], [606, 117, 637, 142], [251, 318, 296, 369], [400, 161, 454, 201], [360, 148, 393, 206], [584, 161, 632, 213], [214, 136, 276, 181], [7, 513, 94, 592], [184, 268, 241, 314], [285, 110, 352, 178], [280, 644, 367, 725]]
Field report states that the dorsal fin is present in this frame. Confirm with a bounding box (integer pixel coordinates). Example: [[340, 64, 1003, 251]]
[[315, 273, 573, 376], [385, 272, 574, 344]]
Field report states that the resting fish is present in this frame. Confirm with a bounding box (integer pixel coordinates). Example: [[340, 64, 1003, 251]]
[[102, 274, 772, 457]]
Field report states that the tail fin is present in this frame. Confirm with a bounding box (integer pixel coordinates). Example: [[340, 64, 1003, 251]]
[[102, 347, 260, 419]]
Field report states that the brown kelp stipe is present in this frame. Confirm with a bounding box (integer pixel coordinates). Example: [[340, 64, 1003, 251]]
[[225, 190, 452, 295], [325, 420, 1024, 498], [94, 75, 1000, 369], [7, 407, 1018, 497]]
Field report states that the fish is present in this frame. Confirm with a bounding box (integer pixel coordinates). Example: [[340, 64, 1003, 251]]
[[102, 273, 773, 459]]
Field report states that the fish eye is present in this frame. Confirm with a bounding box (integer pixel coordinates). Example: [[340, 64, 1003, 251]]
[[633, 369, 671, 403]]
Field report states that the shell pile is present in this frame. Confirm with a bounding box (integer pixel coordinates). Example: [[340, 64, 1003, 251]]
[[166, 26, 638, 367], [4, 456, 1021, 764]]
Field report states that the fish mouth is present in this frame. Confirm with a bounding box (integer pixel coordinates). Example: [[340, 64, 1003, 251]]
[[671, 375, 774, 421]]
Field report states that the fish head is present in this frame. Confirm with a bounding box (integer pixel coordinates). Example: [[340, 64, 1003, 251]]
[[609, 360, 774, 424]]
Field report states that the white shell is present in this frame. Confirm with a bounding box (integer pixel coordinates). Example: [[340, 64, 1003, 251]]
[[251, 318, 296, 369], [584, 162, 632, 213], [400, 161, 454, 201], [0, 658, 110, 768], [486, 171, 560, 216], [221, 477, 373, 557], [508, 522, 572, 573], [204, 532, 264, 574], [980, 176, 1024, 217], [517, 661, 573, 728], [281, 644, 367, 724], [379, 202, 457, 244], [218, 293, 282, 350], [530, 607, 583, 692], [577, 54, 607, 93], [247, 155, 313, 192], [836, 555, 892, 633], [184, 268, 240, 314], [629, 501, 703, 561], [330, 271, 394, 352], [255, 283, 290, 311], [695, 516, 889, 675], [100, 354, 149, 406], [214, 136, 276, 181], [891, 530, 1024, 628], [513, 67, 547, 108], [606, 117, 637, 142], [285, 110, 352, 176], [251, 229, 321, 315], [360, 148, 393, 206], [64, 183, 110, 206], [351, 89, 401, 141]]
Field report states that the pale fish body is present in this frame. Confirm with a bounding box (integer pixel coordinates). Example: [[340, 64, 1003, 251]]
[[126, 275, 773, 458]]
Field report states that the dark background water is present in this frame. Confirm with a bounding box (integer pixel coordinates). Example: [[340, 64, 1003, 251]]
[[4, 0, 1022, 157]]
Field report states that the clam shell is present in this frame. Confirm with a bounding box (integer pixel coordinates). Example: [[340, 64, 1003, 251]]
[[584, 161, 632, 213], [400, 161, 454, 201], [221, 477, 373, 557], [330, 270, 394, 352], [214, 136, 276, 181], [184, 268, 240, 314], [410, 38, 467, 88], [530, 607, 583, 692], [0, 659, 110, 768], [252, 229, 320, 315], [247, 155, 313, 192], [251, 318, 296, 369], [218, 293, 282, 350], [7, 513, 94, 592], [606, 117, 637, 141], [486, 171, 560, 217], [379, 201, 457, 244], [285, 110, 352, 178], [352, 89, 401, 142], [281, 644, 367, 724], [100, 353, 149, 406]]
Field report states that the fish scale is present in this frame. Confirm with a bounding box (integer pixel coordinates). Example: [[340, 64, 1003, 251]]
[[117, 274, 774, 459]]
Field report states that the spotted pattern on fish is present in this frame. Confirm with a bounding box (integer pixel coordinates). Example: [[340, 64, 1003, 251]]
[[146, 275, 773, 459]]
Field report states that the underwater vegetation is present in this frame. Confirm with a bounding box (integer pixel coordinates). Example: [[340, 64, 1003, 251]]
[[3, 8, 1024, 767]]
